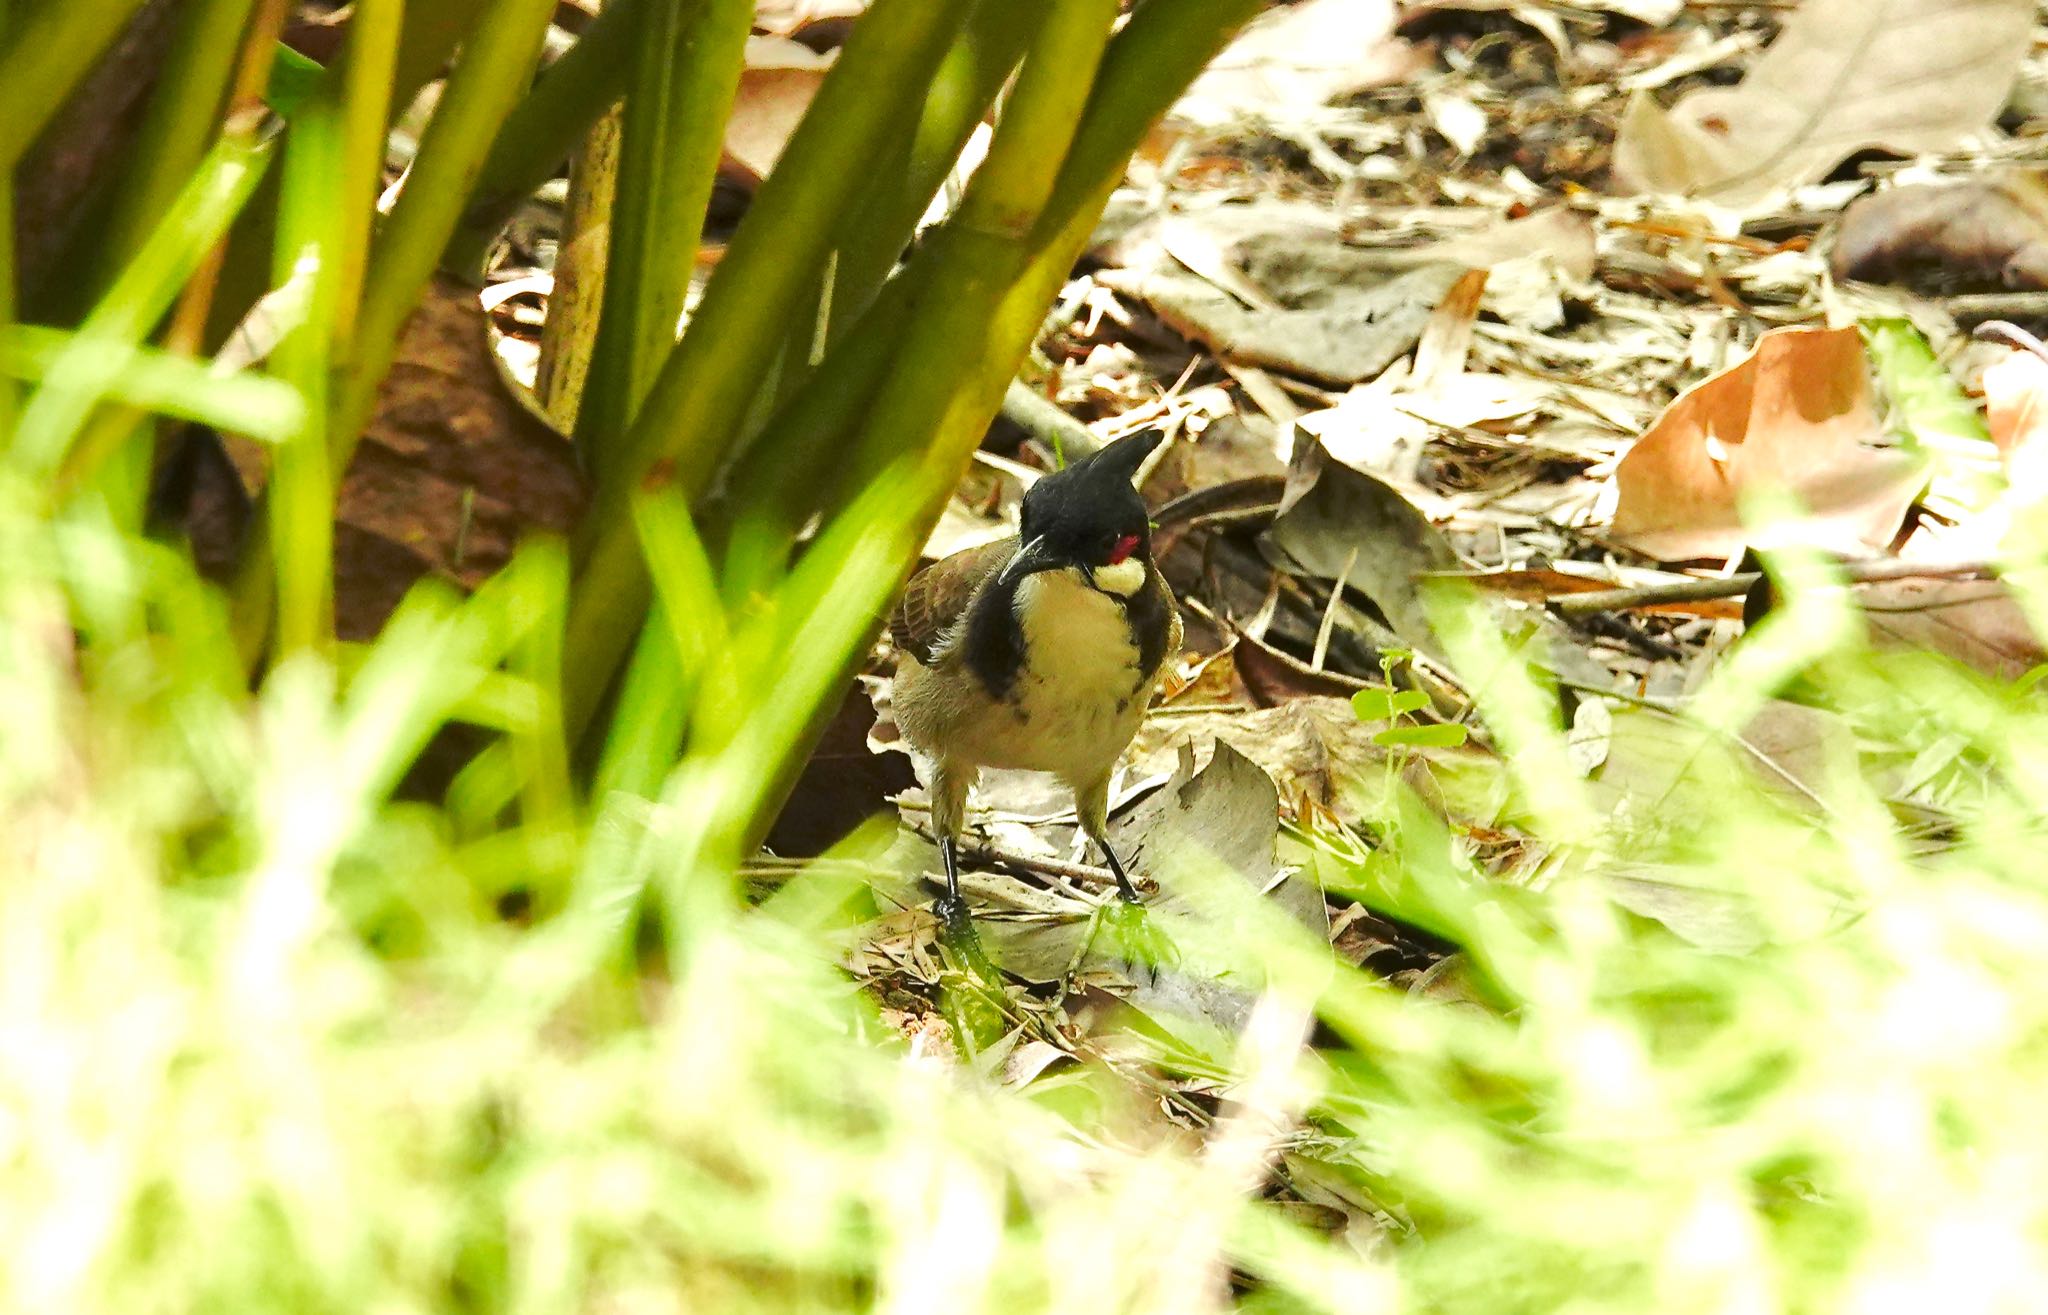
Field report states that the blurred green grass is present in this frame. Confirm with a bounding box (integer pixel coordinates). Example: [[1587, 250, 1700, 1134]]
[[4, 3, 2048, 1312]]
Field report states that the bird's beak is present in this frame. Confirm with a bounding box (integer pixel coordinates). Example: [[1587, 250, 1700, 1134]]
[[997, 535, 1062, 588]]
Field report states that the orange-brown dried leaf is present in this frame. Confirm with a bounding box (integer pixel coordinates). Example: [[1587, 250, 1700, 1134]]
[[1610, 326, 1926, 562]]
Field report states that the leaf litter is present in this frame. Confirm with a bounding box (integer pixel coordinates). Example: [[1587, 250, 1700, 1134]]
[[373, 0, 2048, 1239]]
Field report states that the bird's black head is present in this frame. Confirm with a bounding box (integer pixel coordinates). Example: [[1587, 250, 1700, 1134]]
[[1000, 430, 1162, 590]]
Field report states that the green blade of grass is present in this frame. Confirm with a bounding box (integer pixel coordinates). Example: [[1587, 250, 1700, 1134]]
[[7, 127, 277, 482], [0, 325, 303, 443], [76, 0, 262, 314], [266, 88, 346, 656], [591, 479, 734, 801], [0, 0, 153, 175], [558, 0, 979, 740], [331, 0, 408, 346]]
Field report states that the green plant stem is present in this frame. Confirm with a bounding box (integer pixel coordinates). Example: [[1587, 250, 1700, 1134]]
[[0, 0, 153, 175], [828, 0, 1040, 346], [333, 0, 556, 459], [715, 0, 1258, 561], [230, 0, 557, 668], [332, 0, 407, 345], [559, 0, 977, 741], [576, 0, 751, 478], [713, 4, 1060, 614], [0, 1, 15, 439], [267, 93, 344, 656], [442, 0, 648, 281], [87, 0, 260, 314], [725, 0, 1263, 854], [14, 130, 276, 483], [264, 0, 404, 655]]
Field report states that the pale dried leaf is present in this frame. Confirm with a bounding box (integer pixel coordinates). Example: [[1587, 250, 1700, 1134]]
[[1610, 326, 1928, 561], [722, 38, 835, 185], [1832, 175, 2048, 292], [1859, 577, 2045, 681], [751, 0, 866, 39], [1176, 0, 1404, 125], [1611, 0, 2033, 207]]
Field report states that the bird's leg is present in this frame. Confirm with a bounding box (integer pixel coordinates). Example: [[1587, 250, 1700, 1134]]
[[926, 760, 998, 981], [1073, 773, 1175, 978], [1097, 838, 1144, 906], [934, 832, 973, 937], [1074, 773, 1143, 903]]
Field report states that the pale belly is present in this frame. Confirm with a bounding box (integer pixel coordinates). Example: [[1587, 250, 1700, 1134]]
[[895, 569, 1155, 783]]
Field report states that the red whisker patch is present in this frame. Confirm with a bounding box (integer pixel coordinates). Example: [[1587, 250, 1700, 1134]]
[[1108, 534, 1141, 565]]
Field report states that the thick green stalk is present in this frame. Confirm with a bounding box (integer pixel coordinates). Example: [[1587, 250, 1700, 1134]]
[[267, 93, 345, 656], [442, 0, 647, 280], [0, 1, 15, 439], [760, 0, 1036, 451], [332, 0, 556, 463], [831, 0, 1117, 540], [332, 0, 407, 345], [87, 0, 260, 307], [560, 0, 976, 741], [576, 0, 750, 478], [0, 0, 152, 174], [718, 0, 1262, 551], [727, 0, 1264, 855], [828, 0, 1039, 339], [599, 0, 975, 505]]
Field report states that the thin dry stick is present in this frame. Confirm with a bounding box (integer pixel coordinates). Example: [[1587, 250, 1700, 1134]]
[[1545, 559, 1998, 619]]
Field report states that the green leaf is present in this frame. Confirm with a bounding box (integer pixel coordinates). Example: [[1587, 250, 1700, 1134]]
[[1862, 316, 1999, 511], [0, 325, 303, 442], [1374, 722, 1470, 748], [265, 44, 326, 120], [1353, 687, 1430, 721]]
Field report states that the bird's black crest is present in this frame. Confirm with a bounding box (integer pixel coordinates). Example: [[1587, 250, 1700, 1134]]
[[1016, 429, 1162, 566]]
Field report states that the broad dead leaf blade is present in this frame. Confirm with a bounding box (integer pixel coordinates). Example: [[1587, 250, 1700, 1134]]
[[1612, 0, 2032, 206], [1610, 326, 1927, 562]]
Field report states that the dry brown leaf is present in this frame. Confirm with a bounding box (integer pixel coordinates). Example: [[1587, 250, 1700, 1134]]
[[1373, 207, 1598, 284], [1611, 0, 2033, 207], [336, 275, 584, 638], [1610, 326, 1927, 562], [721, 37, 834, 186], [1175, 0, 1407, 125], [1098, 262, 1461, 387], [1857, 578, 2044, 681], [1983, 347, 2048, 467], [1832, 175, 2048, 293]]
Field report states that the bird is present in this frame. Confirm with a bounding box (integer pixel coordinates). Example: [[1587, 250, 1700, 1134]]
[[888, 429, 1182, 956]]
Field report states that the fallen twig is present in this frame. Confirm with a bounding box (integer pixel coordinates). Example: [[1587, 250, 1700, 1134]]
[[1547, 559, 1998, 619]]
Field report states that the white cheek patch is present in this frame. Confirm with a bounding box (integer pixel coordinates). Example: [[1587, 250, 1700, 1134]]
[[1089, 557, 1146, 597]]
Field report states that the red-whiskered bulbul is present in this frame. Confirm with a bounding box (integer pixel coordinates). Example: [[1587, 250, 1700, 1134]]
[[889, 430, 1182, 947]]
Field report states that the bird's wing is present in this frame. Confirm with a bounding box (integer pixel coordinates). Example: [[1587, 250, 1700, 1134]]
[[890, 536, 1016, 665]]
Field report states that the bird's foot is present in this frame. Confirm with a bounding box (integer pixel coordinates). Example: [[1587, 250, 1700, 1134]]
[[1098, 895, 1178, 986], [928, 890, 1009, 1050], [931, 890, 1003, 987]]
